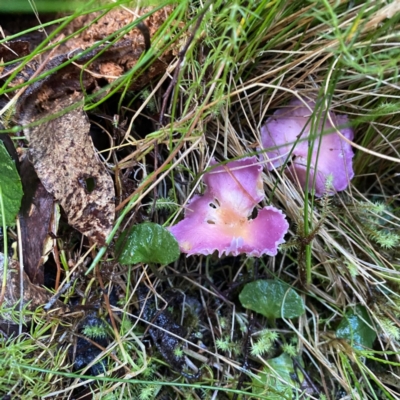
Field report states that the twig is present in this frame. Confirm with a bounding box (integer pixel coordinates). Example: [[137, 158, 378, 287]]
[[43, 273, 79, 312], [43, 244, 95, 311], [51, 205, 62, 291], [292, 356, 321, 396], [16, 216, 24, 335]]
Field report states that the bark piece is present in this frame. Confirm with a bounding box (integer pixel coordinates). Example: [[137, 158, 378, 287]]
[[21, 93, 115, 245]]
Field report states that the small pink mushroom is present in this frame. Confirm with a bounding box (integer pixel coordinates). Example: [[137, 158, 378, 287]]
[[261, 98, 354, 197], [169, 157, 289, 257]]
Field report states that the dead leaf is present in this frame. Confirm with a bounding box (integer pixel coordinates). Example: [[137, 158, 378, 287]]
[[19, 157, 54, 284], [20, 93, 115, 245]]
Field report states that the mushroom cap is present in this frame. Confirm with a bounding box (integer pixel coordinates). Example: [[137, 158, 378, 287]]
[[261, 99, 354, 196], [169, 157, 289, 257]]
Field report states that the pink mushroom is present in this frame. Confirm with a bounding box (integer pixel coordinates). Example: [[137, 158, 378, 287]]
[[261, 98, 354, 197], [168, 157, 289, 257]]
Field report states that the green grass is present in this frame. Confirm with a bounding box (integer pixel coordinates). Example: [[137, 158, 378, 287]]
[[1, 0, 400, 398]]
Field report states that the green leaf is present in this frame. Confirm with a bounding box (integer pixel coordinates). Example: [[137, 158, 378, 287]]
[[0, 141, 23, 226], [116, 222, 180, 265], [252, 353, 296, 398], [239, 280, 305, 319], [336, 305, 376, 350]]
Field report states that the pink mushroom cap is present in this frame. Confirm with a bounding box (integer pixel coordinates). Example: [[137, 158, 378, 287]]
[[261, 99, 355, 197], [168, 157, 289, 257]]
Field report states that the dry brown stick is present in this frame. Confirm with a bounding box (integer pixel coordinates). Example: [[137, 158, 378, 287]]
[[53, 246, 61, 292]]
